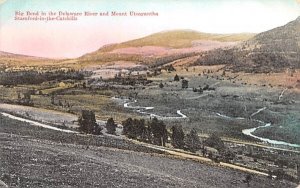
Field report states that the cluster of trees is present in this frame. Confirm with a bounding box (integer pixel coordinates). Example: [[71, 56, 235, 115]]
[[78, 111, 118, 135], [171, 126, 202, 152], [122, 117, 205, 153], [77, 111, 238, 166], [122, 117, 168, 146], [122, 117, 235, 163], [0, 69, 84, 86]]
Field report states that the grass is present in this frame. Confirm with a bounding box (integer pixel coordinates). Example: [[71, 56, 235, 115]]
[[97, 30, 255, 52]]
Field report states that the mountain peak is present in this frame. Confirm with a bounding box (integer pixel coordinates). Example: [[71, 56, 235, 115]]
[[296, 16, 300, 22]]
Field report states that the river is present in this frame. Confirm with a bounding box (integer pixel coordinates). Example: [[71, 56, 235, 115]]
[[216, 109, 300, 148]]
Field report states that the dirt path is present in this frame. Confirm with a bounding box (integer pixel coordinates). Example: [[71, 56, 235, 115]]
[[0, 103, 78, 128], [130, 139, 270, 177], [1, 112, 78, 133]]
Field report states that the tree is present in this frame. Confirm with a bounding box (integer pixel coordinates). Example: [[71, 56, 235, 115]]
[[134, 119, 148, 142], [122, 118, 133, 136], [122, 118, 148, 141], [185, 128, 201, 152], [182, 80, 188, 89], [174, 74, 180, 81], [159, 82, 164, 88], [149, 117, 168, 146], [171, 125, 185, 149], [106, 117, 117, 135], [204, 133, 225, 151], [78, 110, 101, 134]]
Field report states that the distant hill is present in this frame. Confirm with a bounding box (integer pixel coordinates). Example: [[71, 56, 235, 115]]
[[0, 30, 255, 69], [194, 17, 300, 72], [79, 30, 254, 66], [0, 51, 70, 67], [0, 51, 49, 64], [0, 51, 45, 59], [96, 30, 255, 52]]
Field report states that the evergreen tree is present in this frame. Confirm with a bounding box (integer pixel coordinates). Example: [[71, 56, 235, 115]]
[[122, 118, 148, 141], [174, 74, 180, 81], [185, 128, 201, 152], [149, 117, 168, 146], [122, 118, 133, 136], [78, 110, 101, 134], [171, 125, 185, 149], [106, 117, 117, 135]]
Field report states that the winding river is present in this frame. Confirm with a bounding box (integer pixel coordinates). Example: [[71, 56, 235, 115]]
[[112, 97, 187, 120], [115, 97, 300, 148], [216, 109, 300, 148]]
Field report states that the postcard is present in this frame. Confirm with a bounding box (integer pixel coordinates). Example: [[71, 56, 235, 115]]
[[0, 0, 300, 187]]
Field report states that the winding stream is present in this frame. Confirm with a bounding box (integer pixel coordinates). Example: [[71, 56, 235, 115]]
[[112, 97, 187, 120], [216, 109, 300, 148], [114, 97, 299, 148]]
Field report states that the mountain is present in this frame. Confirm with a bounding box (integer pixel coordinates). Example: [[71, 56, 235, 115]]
[[0, 30, 254, 69], [79, 30, 255, 66], [96, 30, 255, 52], [194, 17, 300, 72]]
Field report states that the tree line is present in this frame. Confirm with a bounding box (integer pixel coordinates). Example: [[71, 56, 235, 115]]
[[0, 69, 85, 86], [78, 110, 236, 163]]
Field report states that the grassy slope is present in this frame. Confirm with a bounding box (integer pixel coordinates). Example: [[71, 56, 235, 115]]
[[78, 30, 255, 66], [94, 30, 255, 53], [0, 114, 296, 188]]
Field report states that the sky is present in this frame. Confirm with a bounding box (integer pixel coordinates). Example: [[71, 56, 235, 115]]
[[0, 0, 300, 58]]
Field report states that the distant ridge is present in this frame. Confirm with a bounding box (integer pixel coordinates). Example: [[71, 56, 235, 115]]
[[194, 17, 300, 72], [94, 30, 255, 53], [0, 51, 46, 59]]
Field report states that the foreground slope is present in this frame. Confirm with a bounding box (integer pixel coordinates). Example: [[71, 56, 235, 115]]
[[0, 115, 296, 188]]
